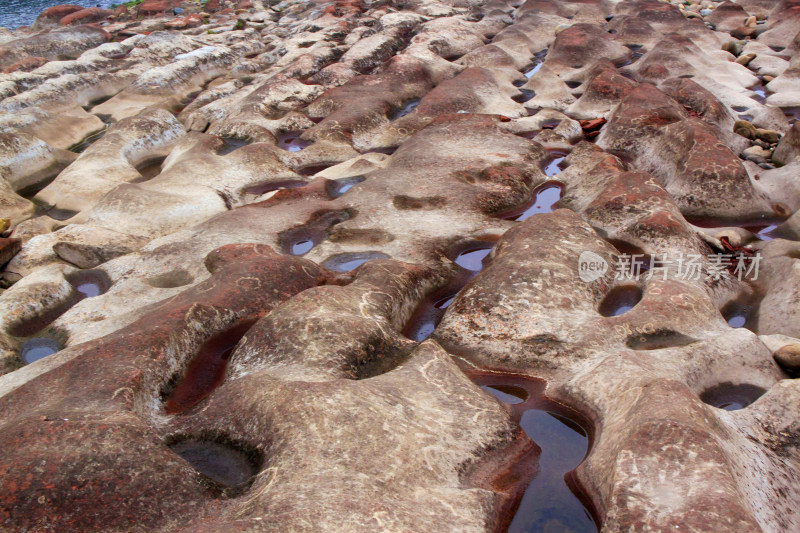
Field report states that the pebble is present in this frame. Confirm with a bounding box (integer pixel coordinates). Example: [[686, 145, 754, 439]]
[[0, 218, 9, 233], [745, 15, 757, 27], [700, 8, 712, 16], [762, 75, 775, 83], [731, 26, 756, 39], [734, 120, 757, 139], [774, 344, 800, 374], [735, 53, 756, 66], [754, 139, 771, 149], [722, 41, 742, 56], [742, 145, 772, 164], [755, 128, 781, 143]]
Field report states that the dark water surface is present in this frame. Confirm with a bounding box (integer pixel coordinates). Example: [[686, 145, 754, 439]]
[[476, 375, 598, 533], [0, 1, 116, 30]]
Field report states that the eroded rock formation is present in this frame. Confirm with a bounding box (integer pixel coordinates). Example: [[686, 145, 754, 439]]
[[0, 0, 798, 531]]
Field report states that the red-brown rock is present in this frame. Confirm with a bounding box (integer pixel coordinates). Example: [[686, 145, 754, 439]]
[[137, 0, 183, 18], [165, 14, 203, 30], [0, 245, 327, 531], [32, 4, 83, 29], [204, 0, 223, 12], [2, 56, 47, 73], [59, 7, 113, 26]]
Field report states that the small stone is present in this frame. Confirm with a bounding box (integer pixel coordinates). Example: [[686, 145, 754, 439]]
[[721, 41, 741, 56], [774, 344, 800, 373], [52, 241, 139, 269], [173, 7, 183, 15], [735, 53, 756, 66], [745, 15, 756, 27], [700, 8, 712, 16], [754, 128, 781, 144], [762, 75, 775, 83], [734, 120, 757, 139], [754, 139, 770, 149], [731, 26, 756, 39], [0, 219, 9, 233], [742, 145, 771, 164]]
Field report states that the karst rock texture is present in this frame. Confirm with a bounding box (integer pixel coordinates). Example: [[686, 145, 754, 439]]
[[0, 0, 799, 531]]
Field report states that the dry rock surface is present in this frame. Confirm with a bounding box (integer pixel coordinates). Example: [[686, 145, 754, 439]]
[[0, 0, 799, 531]]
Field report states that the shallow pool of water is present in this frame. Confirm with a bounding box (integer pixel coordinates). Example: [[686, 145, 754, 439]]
[[169, 438, 259, 488], [543, 155, 567, 177], [509, 182, 564, 221], [476, 376, 598, 533], [700, 382, 766, 411], [390, 99, 419, 120], [276, 131, 312, 152], [217, 137, 250, 155], [164, 321, 254, 414], [20, 337, 61, 364], [326, 175, 365, 198], [322, 251, 390, 272], [599, 285, 642, 317], [67, 269, 111, 299], [402, 294, 455, 342], [454, 246, 492, 271]]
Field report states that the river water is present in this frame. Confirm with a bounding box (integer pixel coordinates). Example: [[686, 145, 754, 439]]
[[0, 1, 116, 30]]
